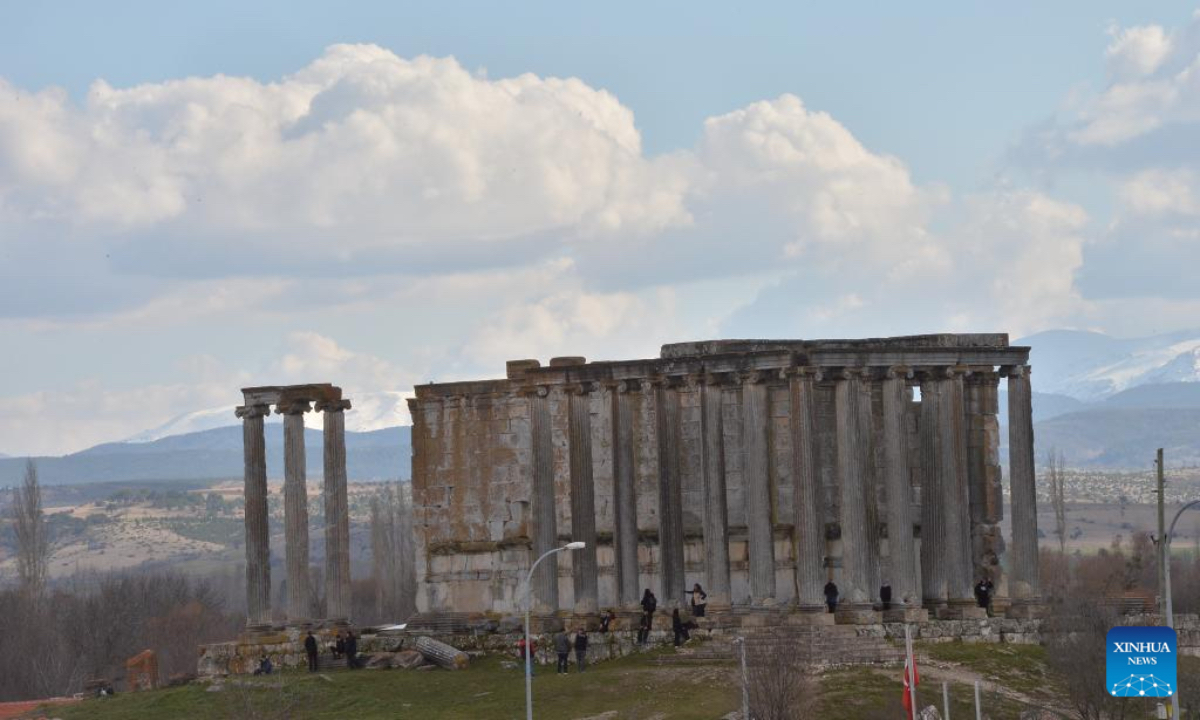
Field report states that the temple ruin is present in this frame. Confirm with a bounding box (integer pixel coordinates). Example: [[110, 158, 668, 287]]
[[407, 334, 1041, 625], [235, 383, 353, 626]]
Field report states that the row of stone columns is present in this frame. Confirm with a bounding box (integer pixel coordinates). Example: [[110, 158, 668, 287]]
[[236, 397, 353, 626], [524, 363, 1039, 616]]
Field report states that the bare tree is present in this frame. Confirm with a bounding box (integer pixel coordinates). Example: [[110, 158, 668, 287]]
[[13, 459, 49, 599], [369, 482, 416, 622], [1046, 449, 1068, 555], [743, 631, 813, 720]]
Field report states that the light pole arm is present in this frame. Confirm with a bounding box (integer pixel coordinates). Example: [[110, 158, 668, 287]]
[[1168, 499, 1200, 541]]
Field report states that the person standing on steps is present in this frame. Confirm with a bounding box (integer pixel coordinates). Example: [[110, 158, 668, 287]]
[[686, 583, 708, 617], [824, 580, 839, 614], [637, 610, 652, 644], [304, 631, 318, 673], [345, 630, 359, 669], [554, 631, 571, 674], [574, 627, 589, 673], [672, 608, 691, 647], [880, 581, 892, 612]]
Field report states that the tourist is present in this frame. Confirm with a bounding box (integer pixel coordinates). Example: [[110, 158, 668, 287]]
[[672, 608, 690, 647], [574, 627, 589, 672], [824, 580, 839, 613], [599, 609, 615, 633], [304, 631, 319, 673], [334, 632, 345, 659], [974, 577, 994, 612], [517, 637, 537, 676], [686, 583, 708, 617], [641, 588, 658, 616], [880, 582, 892, 611], [254, 655, 273, 675], [555, 631, 571, 674], [637, 610, 652, 644], [345, 630, 359, 669]]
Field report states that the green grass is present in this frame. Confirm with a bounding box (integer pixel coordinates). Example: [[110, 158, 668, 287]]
[[921, 641, 1054, 699], [52, 650, 741, 720]]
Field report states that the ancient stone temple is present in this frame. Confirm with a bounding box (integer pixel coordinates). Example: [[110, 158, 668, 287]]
[[408, 335, 1040, 625], [236, 383, 353, 627]]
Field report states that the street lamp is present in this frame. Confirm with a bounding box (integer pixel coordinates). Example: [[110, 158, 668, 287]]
[[523, 541, 586, 720], [1163, 499, 1200, 720]]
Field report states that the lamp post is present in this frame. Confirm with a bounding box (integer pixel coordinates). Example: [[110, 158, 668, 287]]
[[524, 541, 585, 720], [1163, 499, 1200, 720]]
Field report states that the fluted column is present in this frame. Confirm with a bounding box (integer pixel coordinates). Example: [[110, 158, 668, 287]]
[[529, 386, 559, 612], [965, 370, 1005, 589], [237, 403, 272, 626], [277, 399, 312, 623], [567, 383, 599, 614], [742, 371, 776, 603], [788, 369, 825, 611], [835, 369, 871, 608], [882, 368, 919, 606], [940, 369, 974, 607], [1007, 365, 1040, 602], [612, 381, 640, 607], [318, 398, 353, 623], [918, 375, 947, 607], [655, 378, 686, 607], [699, 373, 731, 606]]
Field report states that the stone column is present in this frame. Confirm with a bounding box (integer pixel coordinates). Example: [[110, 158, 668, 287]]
[[881, 368, 919, 608], [940, 369, 977, 613], [567, 383, 599, 614], [317, 398, 353, 623], [834, 369, 872, 614], [918, 374, 947, 608], [277, 399, 312, 624], [1007, 365, 1041, 606], [655, 378, 686, 607], [742, 371, 776, 603], [236, 403, 272, 627], [788, 369, 825, 611], [699, 373, 731, 606], [965, 371, 1005, 593], [529, 386, 559, 612], [612, 381, 640, 608]]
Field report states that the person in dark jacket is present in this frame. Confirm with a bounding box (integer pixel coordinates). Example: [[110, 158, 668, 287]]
[[554, 631, 571, 674], [672, 608, 691, 647], [345, 631, 359, 669], [974, 577, 994, 611], [599, 610, 614, 633], [880, 582, 892, 612], [641, 589, 658, 616], [824, 581, 839, 613], [574, 628, 589, 672], [304, 631, 319, 672], [686, 583, 708, 617], [636, 610, 652, 645]]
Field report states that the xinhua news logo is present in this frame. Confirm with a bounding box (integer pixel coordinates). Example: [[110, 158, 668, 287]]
[[1106, 626, 1177, 698]]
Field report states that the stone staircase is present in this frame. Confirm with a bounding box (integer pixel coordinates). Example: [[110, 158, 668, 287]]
[[657, 625, 902, 668]]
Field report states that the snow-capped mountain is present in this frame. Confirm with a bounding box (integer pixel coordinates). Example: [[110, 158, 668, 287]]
[[125, 391, 412, 443], [1021, 328, 1200, 401]]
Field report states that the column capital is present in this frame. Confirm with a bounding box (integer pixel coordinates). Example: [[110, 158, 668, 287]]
[[275, 399, 313, 415], [837, 367, 868, 381], [884, 365, 915, 380], [235, 403, 271, 420], [563, 381, 597, 396], [315, 398, 352, 413], [1001, 364, 1031, 379], [518, 384, 552, 398], [739, 369, 769, 384]]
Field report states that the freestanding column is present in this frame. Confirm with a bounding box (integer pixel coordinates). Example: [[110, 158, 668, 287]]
[[318, 398, 353, 622], [940, 369, 975, 608], [567, 383, 599, 614], [1007, 365, 1041, 604], [742, 371, 776, 603], [835, 369, 872, 610], [881, 369, 919, 607], [919, 376, 947, 608], [788, 369, 825, 611], [237, 403, 272, 626], [655, 378, 686, 607], [529, 386, 559, 612], [699, 374, 731, 606], [278, 399, 312, 623], [612, 381, 640, 607]]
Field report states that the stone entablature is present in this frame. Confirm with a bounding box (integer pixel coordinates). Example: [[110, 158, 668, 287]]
[[408, 335, 1039, 623]]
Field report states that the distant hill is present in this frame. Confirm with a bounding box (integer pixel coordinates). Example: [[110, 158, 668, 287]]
[[1034, 408, 1200, 469], [0, 426, 411, 486]]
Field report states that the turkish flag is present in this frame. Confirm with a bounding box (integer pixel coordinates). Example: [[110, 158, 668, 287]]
[[902, 655, 920, 719]]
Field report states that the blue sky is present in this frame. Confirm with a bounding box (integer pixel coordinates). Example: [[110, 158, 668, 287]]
[[2, 3, 1200, 454]]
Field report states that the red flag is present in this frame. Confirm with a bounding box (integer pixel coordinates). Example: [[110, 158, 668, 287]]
[[902, 655, 920, 719]]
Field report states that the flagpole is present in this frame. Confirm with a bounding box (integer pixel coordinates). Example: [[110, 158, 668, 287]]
[[905, 624, 918, 718]]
